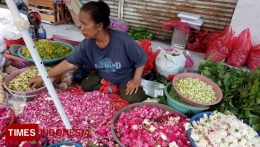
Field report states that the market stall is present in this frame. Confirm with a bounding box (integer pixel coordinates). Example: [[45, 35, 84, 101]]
[[0, 0, 260, 147]]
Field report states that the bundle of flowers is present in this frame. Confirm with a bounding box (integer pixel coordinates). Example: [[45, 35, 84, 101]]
[[17, 90, 118, 146], [189, 111, 260, 147], [114, 105, 190, 147]]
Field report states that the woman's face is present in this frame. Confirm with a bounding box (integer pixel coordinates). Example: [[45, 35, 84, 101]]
[[79, 11, 101, 39]]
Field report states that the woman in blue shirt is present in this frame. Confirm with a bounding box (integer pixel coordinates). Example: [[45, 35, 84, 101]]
[[29, 0, 147, 103]]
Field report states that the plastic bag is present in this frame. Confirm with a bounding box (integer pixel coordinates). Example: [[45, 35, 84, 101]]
[[156, 50, 186, 79], [162, 46, 193, 68], [247, 45, 260, 70], [61, 70, 74, 85], [162, 18, 190, 34], [204, 25, 233, 62], [227, 28, 252, 67], [138, 39, 160, 72], [183, 51, 194, 68], [108, 94, 129, 111], [108, 19, 129, 33], [186, 30, 208, 53], [137, 39, 153, 56], [140, 79, 165, 97], [0, 8, 28, 40], [202, 32, 221, 50], [0, 35, 7, 53]]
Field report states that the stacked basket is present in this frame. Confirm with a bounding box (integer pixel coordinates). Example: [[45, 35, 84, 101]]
[[5, 44, 33, 69]]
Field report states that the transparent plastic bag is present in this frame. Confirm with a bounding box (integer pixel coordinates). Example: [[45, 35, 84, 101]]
[[6, 94, 27, 116], [140, 79, 165, 98], [61, 70, 74, 85]]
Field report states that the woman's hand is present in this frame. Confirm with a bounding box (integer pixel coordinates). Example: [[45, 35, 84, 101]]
[[126, 78, 140, 95], [28, 76, 43, 90]]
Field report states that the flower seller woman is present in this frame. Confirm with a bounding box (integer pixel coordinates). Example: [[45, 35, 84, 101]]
[[28, 0, 148, 103]]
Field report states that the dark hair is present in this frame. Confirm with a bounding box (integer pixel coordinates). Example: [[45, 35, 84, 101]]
[[80, 0, 110, 28]]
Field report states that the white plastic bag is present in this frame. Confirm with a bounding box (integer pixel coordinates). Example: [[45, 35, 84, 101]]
[[0, 54, 10, 67], [140, 79, 165, 98], [0, 35, 7, 53], [0, 8, 28, 40], [156, 49, 186, 79]]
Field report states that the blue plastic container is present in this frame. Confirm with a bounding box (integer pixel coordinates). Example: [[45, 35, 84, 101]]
[[187, 111, 260, 147], [48, 142, 83, 147], [17, 41, 75, 64], [164, 83, 209, 115]]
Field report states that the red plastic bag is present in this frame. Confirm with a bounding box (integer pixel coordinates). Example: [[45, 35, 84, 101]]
[[247, 45, 260, 70], [162, 18, 191, 34], [108, 94, 129, 111], [187, 30, 208, 53], [4, 38, 25, 49], [138, 39, 160, 72], [204, 25, 233, 62], [227, 28, 252, 67], [137, 39, 152, 56], [202, 32, 221, 50]]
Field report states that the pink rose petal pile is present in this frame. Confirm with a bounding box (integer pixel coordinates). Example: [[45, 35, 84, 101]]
[[115, 106, 190, 147], [0, 107, 13, 134], [17, 89, 118, 146]]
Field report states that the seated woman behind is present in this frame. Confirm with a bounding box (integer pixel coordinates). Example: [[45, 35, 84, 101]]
[[28, 0, 148, 103]]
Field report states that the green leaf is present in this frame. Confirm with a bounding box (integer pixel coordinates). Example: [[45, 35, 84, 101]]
[[223, 73, 231, 79], [249, 117, 260, 125], [217, 80, 222, 87], [249, 113, 260, 119], [89, 142, 98, 147], [157, 96, 168, 105], [256, 97, 260, 105], [202, 70, 211, 76], [252, 123, 260, 131], [245, 111, 250, 118], [205, 54, 215, 62]]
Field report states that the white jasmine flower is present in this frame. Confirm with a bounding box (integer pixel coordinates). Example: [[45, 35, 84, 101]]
[[190, 111, 260, 147], [45, 97, 52, 101], [184, 122, 191, 131], [142, 119, 151, 125], [132, 125, 138, 130], [169, 141, 179, 147], [160, 132, 167, 140], [149, 125, 156, 132], [60, 145, 76, 147]]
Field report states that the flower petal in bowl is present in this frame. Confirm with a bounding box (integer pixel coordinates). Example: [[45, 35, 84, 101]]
[[187, 111, 260, 147], [3, 67, 55, 97], [111, 102, 188, 147], [17, 41, 74, 64], [164, 83, 209, 115], [172, 73, 223, 107]]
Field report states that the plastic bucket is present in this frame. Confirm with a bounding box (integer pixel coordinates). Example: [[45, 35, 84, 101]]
[[111, 102, 188, 147], [48, 142, 82, 147], [165, 83, 209, 114], [187, 111, 260, 147], [3, 68, 53, 98], [4, 38, 25, 49]]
